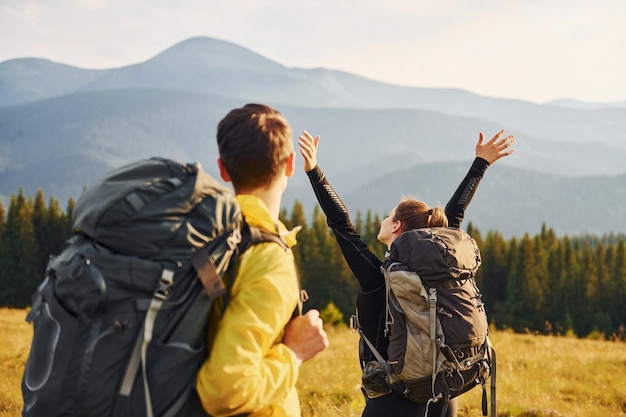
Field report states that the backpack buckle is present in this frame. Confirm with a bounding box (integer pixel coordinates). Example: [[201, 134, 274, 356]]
[[155, 269, 174, 300]]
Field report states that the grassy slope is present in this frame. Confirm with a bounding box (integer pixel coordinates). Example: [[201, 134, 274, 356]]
[[2, 308, 625, 417]]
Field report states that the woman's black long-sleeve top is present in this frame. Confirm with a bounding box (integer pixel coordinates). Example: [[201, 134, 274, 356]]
[[305, 157, 491, 364]]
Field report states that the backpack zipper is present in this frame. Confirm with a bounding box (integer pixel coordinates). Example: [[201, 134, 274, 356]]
[[76, 319, 132, 409]]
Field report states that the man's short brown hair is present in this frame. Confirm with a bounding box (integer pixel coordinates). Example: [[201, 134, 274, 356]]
[[217, 103, 293, 192]]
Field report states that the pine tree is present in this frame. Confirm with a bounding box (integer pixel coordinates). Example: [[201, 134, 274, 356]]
[[279, 207, 290, 228], [301, 206, 335, 312], [512, 234, 544, 331], [286, 201, 308, 269], [3, 190, 39, 307], [325, 232, 358, 321], [0, 202, 8, 305], [531, 234, 549, 330], [569, 244, 588, 337], [32, 189, 49, 279], [479, 230, 508, 321], [66, 198, 76, 235], [590, 243, 612, 334], [580, 241, 600, 336], [466, 222, 483, 247], [355, 210, 363, 236], [543, 239, 565, 334], [366, 212, 385, 260], [610, 239, 626, 333], [47, 196, 72, 256], [0, 202, 5, 239], [503, 237, 522, 330], [559, 237, 582, 335], [474, 238, 488, 309], [363, 210, 376, 245]]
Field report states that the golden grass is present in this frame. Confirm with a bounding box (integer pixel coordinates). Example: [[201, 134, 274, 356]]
[[2, 308, 626, 417], [0, 308, 31, 417], [451, 330, 626, 417]]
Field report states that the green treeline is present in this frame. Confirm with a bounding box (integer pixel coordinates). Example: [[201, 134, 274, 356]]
[[0, 189, 74, 309], [1, 189, 625, 340]]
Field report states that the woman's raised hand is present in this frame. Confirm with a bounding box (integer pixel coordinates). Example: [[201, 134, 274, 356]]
[[298, 130, 321, 172], [476, 129, 516, 164]]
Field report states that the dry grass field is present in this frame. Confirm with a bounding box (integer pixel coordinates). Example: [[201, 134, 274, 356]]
[[2, 307, 626, 417]]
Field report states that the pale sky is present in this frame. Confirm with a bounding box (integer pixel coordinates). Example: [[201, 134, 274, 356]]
[[1, 0, 625, 104]]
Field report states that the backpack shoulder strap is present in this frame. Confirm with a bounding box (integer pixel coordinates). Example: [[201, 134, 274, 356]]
[[238, 221, 309, 317], [239, 222, 289, 252]]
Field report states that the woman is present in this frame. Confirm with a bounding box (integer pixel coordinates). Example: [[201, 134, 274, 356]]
[[298, 129, 515, 417]]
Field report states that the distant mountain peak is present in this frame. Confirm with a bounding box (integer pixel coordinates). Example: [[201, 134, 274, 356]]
[[146, 36, 286, 72]]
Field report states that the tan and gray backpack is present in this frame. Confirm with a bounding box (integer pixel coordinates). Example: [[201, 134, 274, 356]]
[[358, 227, 496, 417]]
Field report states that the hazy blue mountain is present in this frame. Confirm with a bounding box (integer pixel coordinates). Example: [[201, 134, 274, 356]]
[[0, 58, 105, 107], [0, 89, 243, 204], [323, 163, 626, 238], [1, 36, 625, 237], [2, 36, 625, 148], [546, 98, 626, 110]]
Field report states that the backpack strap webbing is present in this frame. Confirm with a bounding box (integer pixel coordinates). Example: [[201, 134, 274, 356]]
[[428, 288, 438, 387], [424, 287, 446, 417], [358, 330, 391, 375], [119, 268, 175, 417], [489, 338, 497, 417], [359, 326, 410, 399], [479, 336, 497, 417]]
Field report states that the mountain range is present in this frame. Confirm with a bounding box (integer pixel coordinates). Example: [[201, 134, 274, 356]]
[[1, 36, 625, 238]]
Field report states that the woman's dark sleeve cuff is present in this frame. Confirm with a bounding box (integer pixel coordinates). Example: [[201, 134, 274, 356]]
[[306, 165, 324, 182], [472, 157, 490, 177]]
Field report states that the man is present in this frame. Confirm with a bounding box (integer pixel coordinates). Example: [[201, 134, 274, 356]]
[[195, 104, 329, 416]]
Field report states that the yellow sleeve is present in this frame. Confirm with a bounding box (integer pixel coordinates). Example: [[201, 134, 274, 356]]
[[196, 242, 301, 416]]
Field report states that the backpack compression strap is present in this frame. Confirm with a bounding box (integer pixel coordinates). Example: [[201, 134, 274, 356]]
[[425, 287, 451, 417], [119, 268, 175, 417]]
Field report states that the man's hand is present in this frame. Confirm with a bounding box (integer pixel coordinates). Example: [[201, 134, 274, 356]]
[[476, 129, 516, 164], [283, 309, 329, 364]]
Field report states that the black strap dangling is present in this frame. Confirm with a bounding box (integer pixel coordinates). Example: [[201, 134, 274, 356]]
[[482, 383, 488, 416]]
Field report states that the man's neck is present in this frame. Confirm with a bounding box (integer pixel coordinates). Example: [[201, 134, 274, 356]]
[[237, 181, 285, 220]]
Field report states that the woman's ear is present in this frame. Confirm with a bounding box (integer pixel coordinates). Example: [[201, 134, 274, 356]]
[[392, 220, 401, 233]]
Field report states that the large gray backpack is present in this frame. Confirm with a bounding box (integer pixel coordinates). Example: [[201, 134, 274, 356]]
[[21, 157, 286, 417], [359, 227, 496, 417]]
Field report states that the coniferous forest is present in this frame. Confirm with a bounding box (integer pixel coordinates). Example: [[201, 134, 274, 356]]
[[1, 188, 625, 341]]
